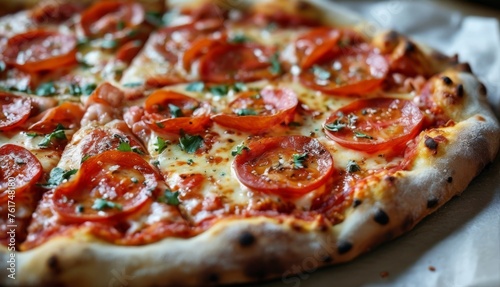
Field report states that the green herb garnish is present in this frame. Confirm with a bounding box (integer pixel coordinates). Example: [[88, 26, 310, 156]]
[[38, 124, 67, 147], [44, 167, 78, 187], [209, 85, 229, 96], [346, 160, 361, 173], [168, 104, 183, 118], [154, 137, 169, 154], [157, 189, 180, 206], [92, 198, 122, 211], [354, 131, 374, 139], [179, 130, 203, 154], [36, 82, 56, 96], [231, 143, 249, 156], [292, 153, 308, 169]]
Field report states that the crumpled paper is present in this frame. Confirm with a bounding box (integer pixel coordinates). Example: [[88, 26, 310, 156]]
[[264, 1, 500, 286]]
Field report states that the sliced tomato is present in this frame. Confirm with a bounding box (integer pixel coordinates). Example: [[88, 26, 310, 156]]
[[212, 88, 297, 133], [3, 30, 77, 73], [80, 1, 145, 39], [300, 45, 389, 95], [323, 98, 424, 154], [116, 40, 144, 64], [52, 150, 159, 223], [152, 19, 223, 65], [28, 102, 84, 133], [0, 144, 43, 203], [233, 136, 334, 198], [143, 90, 211, 134], [199, 43, 280, 83], [0, 92, 32, 131]]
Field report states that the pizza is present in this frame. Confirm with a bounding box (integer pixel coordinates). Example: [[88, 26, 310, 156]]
[[0, 0, 499, 286]]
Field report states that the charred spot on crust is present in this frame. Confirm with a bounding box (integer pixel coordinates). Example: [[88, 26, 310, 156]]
[[239, 231, 256, 247], [447, 176, 453, 183], [455, 62, 472, 73], [427, 198, 439, 208], [425, 137, 438, 150], [404, 40, 416, 53], [402, 215, 414, 231], [479, 82, 487, 96], [456, 84, 464, 97], [386, 30, 399, 42], [244, 257, 283, 279], [321, 254, 333, 262], [207, 273, 220, 283], [441, 76, 453, 85], [337, 241, 353, 254], [47, 255, 61, 273], [374, 209, 390, 225], [297, 0, 313, 10], [353, 199, 362, 208]]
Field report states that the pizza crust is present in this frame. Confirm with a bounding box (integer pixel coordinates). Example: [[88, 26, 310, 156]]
[[1, 1, 499, 286]]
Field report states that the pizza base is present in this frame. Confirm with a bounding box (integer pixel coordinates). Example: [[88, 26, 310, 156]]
[[3, 73, 498, 286], [1, 1, 499, 286]]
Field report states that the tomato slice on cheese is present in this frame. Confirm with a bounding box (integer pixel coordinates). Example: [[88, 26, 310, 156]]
[[0, 92, 32, 131], [80, 1, 145, 39], [28, 102, 84, 133], [323, 98, 424, 154], [0, 144, 42, 203], [300, 45, 389, 95], [3, 30, 77, 73], [233, 136, 334, 198], [144, 90, 211, 134], [212, 88, 298, 133], [52, 150, 159, 223], [199, 43, 280, 83]]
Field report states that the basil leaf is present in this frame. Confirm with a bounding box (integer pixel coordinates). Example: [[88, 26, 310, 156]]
[[179, 130, 203, 154], [157, 189, 180, 206], [154, 137, 170, 154], [38, 124, 67, 148], [44, 167, 78, 187]]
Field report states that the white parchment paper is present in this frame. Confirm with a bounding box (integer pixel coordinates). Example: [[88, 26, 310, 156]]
[[265, 1, 500, 286]]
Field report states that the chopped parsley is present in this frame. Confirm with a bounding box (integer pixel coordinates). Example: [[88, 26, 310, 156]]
[[145, 11, 164, 26], [185, 81, 205, 92], [231, 143, 249, 156], [123, 82, 143, 88], [81, 155, 91, 163], [92, 198, 123, 211], [69, 83, 82, 96], [346, 160, 361, 173], [269, 52, 282, 75], [233, 82, 247, 92], [292, 153, 308, 169], [36, 82, 56, 96], [324, 120, 346, 132], [168, 104, 183, 118], [354, 131, 374, 139], [38, 124, 67, 148], [81, 83, 97, 95], [75, 204, 84, 213], [101, 39, 118, 49], [187, 159, 194, 165], [229, 34, 250, 43], [179, 130, 203, 154], [235, 108, 257, 116], [116, 20, 125, 30], [312, 65, 331, 81], [44, 167, 78, 188], [155, 122, 165, 129], [117, 141, 144, 154], [209, 85, 229, 96], [0, 61, 5, 72], [157, 189, 180, 206], [154, 137, 170, 154], [25, 132, 39, 138]]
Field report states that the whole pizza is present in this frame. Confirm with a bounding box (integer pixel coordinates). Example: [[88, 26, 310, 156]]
[[0, 0, 499, 286]]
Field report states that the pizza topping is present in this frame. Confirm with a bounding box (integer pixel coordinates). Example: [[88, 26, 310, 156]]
[[0, 92, 32, 131], [157, 189, 180, 206], [52, 150, 159, 223], [185, 81, 205, 92], [38, 124, 67, 148], [154, 137, 170, 154], [346, 160, 361, 173], [300, 45, 389, 95], [44, 167, 78, 188], [231, 143, 249, 156], [80, 1, 145, 39], [324, 98, 424, 154], [143, 90, 211, 135], [179, 130, 203, 154], [427, 198, 439, 209], [337, 241, 353, 254], [28, 102, 84, 133], [0, 144, 43, 202], [3, 30, 77, 73], [199, 43, 281, 83], [233, 135, 334, 198], [212, 88, 298, 134], [36, 82, 57, 97]]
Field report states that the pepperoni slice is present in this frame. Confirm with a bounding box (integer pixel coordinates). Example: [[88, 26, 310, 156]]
[[28, 102, 84, 133], [0, 144, 43, 203], [212, 88, 298, 134], [300, 45, 389, 95], [52, 150, 159, 223], [80, 1, 145, 39], [0, 92, 32, 131], [153, 19, 223, 65], [3, 30, 77, 73], [143, 90, 211, 134], [116, 40, 144, 64], [295, 27, 341, 70], [323, 98, 424, 154], [199, 43, 280, 83], [233, 136, 334, 198]]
